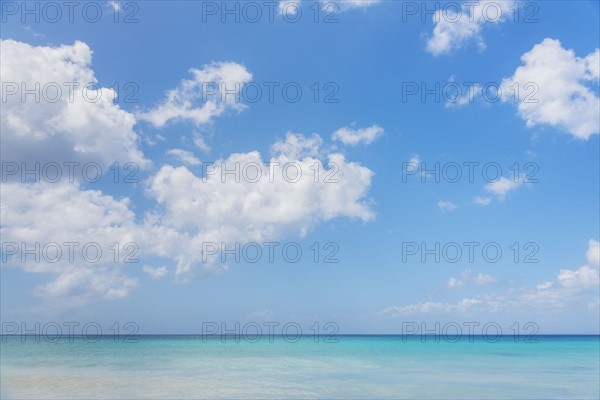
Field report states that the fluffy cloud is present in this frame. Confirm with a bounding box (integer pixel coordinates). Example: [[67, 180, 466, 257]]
[[381, 240, 599, 316], [148, 133, 374, 275], [500, 38, 599, 139], [332, 124, 384, 146], [485, 176, 524, 199], [36, 267, 138, 307], [426, 0, 512, 56], [137, 62, 252, 128], [0, 181, 147, 304], [0, 39, 149, 169], [2, 134, 375, 302], [270, 132, 323, 159], [473, 175, 526, 205]]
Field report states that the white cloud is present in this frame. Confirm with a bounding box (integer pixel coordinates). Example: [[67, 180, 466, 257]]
[[142, 265, 168, 279], [380, 298, 481, 316], [484, 176, 525, 201], [426, 1, 512, 56], [148, 135, 375, 278], [408, 154, 420, 166], [332, 124, 384, 146], [437, 200, 457, 212], [382, 240, 599, 316], [500, 38, 599, 139], [557, 240, 599, 289], [447, 270, 497, 289], [447, 277, 463, 289], [326, 0, 381, 12], [0, 181, 147, 305], [193, 135, 211, 153], [137, 62, 252, 128], [278, 0, 301, 15], [167, 148, 201, 166], [473, 196, 491, 206], [1, 132, 376, 301], [475, 273, 497, 286], [107, 1, 120, 12], [0, 39, 150, 169], [270, 132, 323, 159], [36, 267, 138, 307]]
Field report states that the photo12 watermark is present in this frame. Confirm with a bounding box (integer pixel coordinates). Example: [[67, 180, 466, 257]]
[[1, 1, 140, 24], [202, 241, 340, 264], [1, 162, 140, 184], [400, 81, 539, 104], [400, 241, 540, 264], [399, 1, 539, 24], [1, 241, 140, 264], [1, 321, 140, 343], [1, 81, 139, 104], [201, 321, 339, 343], [401, 161, 539, 184], [400, 321, 540, 343], [200, 1, 340, 24], [197, 81, 340, 104], [201, 161, 340, 184]]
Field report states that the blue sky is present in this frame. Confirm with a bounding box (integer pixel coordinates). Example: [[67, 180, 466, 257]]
[[1, 0, 599, 335]]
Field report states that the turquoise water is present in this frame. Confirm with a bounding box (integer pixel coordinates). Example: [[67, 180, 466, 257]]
[[1, 335, 598, 399]]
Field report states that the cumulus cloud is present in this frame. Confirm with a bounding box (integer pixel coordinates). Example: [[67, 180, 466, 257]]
[[500, 38, 599, 139], [426, 0, 512, 56], [271, 132, 323, 159], [148, 134, 374, 276], [381, 240, 599, 316], [332, 124, 384, 146], [0, 39, 150, 169], [36, 267, 138, 307], [0, 181, 147, 305], [2, 134, 376, 301], [485, 176, 524, 200], [137, 62, 252, 128]]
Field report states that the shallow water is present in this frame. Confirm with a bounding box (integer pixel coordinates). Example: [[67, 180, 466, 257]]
[[1, 335, 598, 399]]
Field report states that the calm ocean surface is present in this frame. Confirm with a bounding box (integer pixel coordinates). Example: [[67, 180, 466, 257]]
[[1, 335, 598, 399]]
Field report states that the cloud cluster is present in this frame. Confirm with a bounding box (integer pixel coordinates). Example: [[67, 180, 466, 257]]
[[1, 39, 377, 307], [381, 240, 599, 316], [332, 124, 384, 146], [500, 38, 599, 139], [137, 62, 252, 128], [426, 0, 512, 56], [2, 136, 375, 302], [0, 39, 149, 169]]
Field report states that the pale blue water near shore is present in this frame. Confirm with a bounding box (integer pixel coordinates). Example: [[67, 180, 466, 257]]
[[1, 335, 598, 399]]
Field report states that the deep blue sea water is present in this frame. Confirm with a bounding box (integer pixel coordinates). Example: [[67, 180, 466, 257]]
[[1, 335, 598, 399]]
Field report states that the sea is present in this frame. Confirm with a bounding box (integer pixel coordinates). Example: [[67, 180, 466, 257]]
[[1, 335, 598, 399]]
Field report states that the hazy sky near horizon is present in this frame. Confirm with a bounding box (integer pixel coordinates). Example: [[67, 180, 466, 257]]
[[1, 0, 599, 334]]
